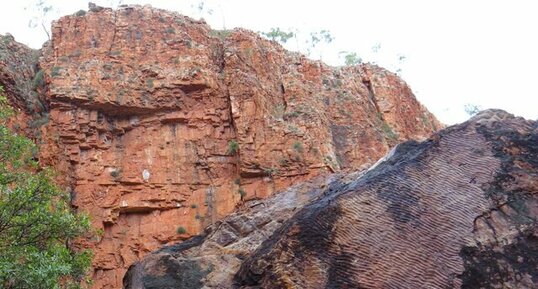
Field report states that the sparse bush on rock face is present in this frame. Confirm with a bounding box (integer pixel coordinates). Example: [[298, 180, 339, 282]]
[[382, 121, 398, 141], [176, 226, 187, 234], [293, 141, 304, 153], [227, 140, 239, 155], [32, 69, 45, 90]]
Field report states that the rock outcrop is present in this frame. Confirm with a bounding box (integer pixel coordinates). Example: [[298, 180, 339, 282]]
[[0, 34, 46, 134], [123, 173, 344, 289], [1, 4, 440, 288], [125, 110, 537, 288], [0, 34, 43, 113]]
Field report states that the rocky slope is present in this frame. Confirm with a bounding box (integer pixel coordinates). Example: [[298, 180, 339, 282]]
[[0, 34, 46, 134], [1, 4, 440, 288], [125, 110, 537, 288]]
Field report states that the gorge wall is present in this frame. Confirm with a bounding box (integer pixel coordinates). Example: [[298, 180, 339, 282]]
[[1, 4, 440, 288], [126, 109, 537, 289]]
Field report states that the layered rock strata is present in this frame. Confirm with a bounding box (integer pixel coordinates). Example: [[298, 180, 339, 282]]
[[123, 173, 346, 289], [126, 110, 537, 289]]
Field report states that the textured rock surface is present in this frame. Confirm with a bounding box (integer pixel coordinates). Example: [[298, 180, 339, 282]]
[[125, 110, 537, 288], [233, 110, 537, 288], [123, 173, 349, 289], [0, 34, 46, 135], [0, 34, 43, 113], [223, 31, 441, 184], [2, 4, 439, 288]]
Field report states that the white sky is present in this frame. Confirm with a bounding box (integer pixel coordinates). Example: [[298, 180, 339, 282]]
[[1, 0, 536, 124]]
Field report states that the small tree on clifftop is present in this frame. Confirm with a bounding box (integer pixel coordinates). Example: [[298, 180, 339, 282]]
[[339, 51, 363, 66], [262, 27, 295, 44]]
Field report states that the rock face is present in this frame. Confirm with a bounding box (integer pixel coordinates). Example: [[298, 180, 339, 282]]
[[2, 5, 440, 288], [125, 110, 537, 288], [236, 110, 538, 288], [123, 173, 344, 289], [0, 34, 43, 113], [0, 34, 46, 134]]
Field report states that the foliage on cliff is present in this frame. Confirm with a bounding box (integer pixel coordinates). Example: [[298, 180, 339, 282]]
[[0, 87, 91, 288]]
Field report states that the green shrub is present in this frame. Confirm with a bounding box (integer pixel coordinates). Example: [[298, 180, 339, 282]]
[[283, 111, 300, 119], [190, 204, 198, 209], [146, 78, 154, 88], [227, 140, 239, 155], [176, 226, 187, 234], [272, 104, 285, 120], [95, 228, 105, 237], [293, 141, 304, 153], [382, 122, 398, 141], [238, 188, 246, 198], [28, 113, 49, 128], [32, 69, 45, 90], [110, 169, 121, 179], [2, 36, 12, 45], [339, 51, 362, 66], [0, 86, 92, 288], [264, 167, 278, 177], [261, 28, 295, 44], [288, 124, 301, 134]]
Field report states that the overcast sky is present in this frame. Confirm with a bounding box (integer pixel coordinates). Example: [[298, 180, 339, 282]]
[[1, 0, 536, 124]]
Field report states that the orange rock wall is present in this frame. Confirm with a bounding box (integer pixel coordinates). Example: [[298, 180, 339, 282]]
[[31, 5, 440, 288]]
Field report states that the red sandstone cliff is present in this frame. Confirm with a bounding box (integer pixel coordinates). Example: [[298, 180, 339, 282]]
[[1, 4, 440, 288]]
